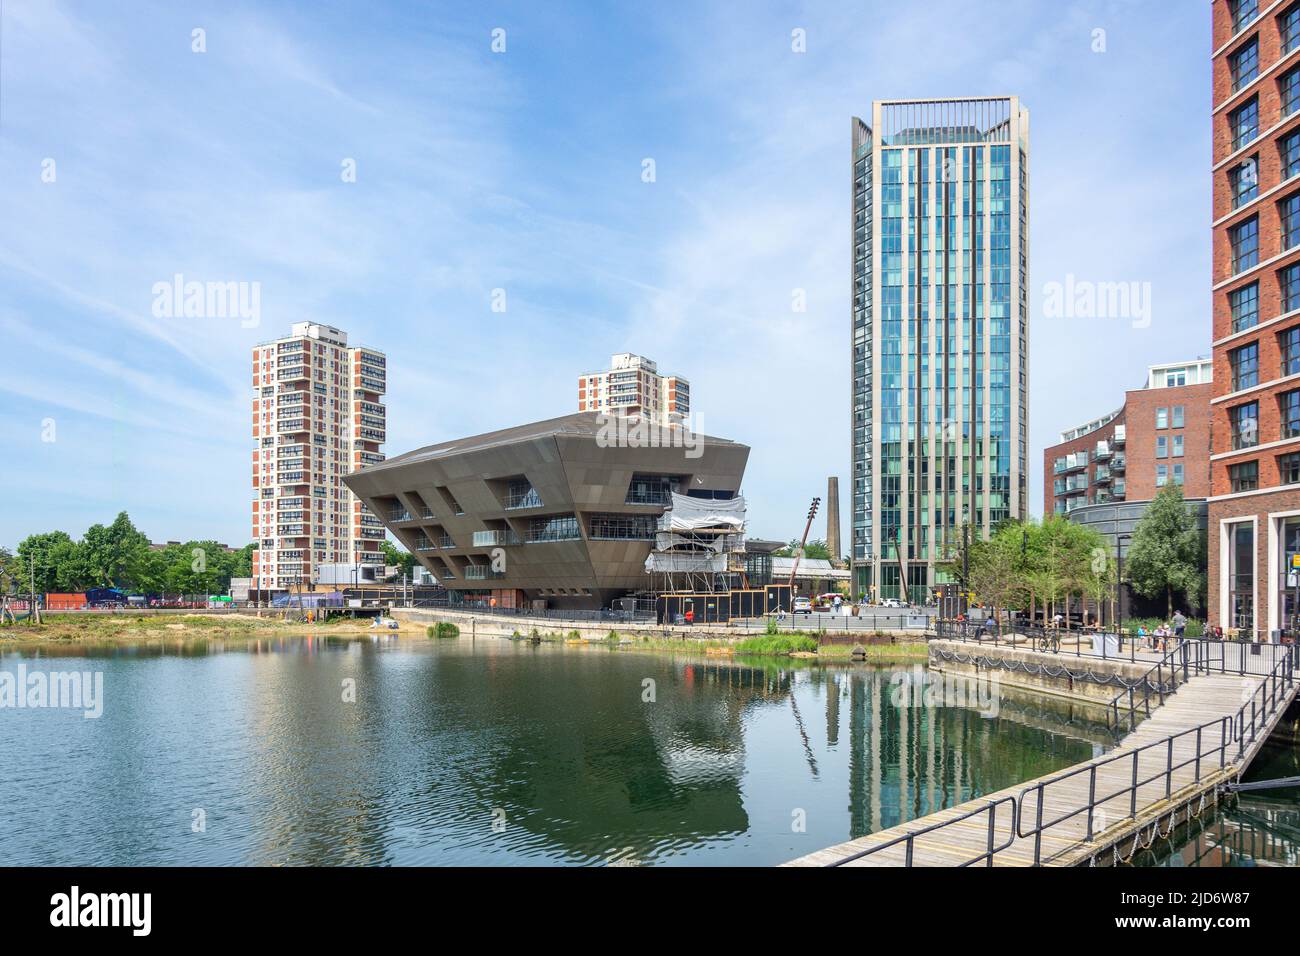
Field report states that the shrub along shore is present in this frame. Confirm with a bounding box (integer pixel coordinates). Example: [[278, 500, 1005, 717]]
[[2, 612, 928, 662]]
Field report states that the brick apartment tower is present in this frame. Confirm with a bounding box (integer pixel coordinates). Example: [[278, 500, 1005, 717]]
[[577, 353, 690, 425], [1042, 360, 1214, 516], [251, 322, 387, 591], [1211, 0, 1300, 637]]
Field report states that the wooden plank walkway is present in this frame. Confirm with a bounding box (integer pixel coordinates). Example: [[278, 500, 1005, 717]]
[[786, 668, 1297, 867]]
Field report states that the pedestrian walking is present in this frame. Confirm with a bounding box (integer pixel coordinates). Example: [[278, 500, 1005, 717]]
[[1172, 609, 1186, 640]]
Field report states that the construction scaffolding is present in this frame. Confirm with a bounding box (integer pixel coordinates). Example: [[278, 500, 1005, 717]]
[[644, 493, 747, 593]]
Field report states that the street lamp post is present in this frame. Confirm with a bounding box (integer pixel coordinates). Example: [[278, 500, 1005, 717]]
[[1116, 532, 1131, 636]]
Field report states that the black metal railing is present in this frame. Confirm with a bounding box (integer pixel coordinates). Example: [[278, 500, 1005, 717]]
[[818, 644, 1297, 867], [1020, 644, 1295, 865], [1107, 639, 1292, 733], [823, 796, 1017, 868]]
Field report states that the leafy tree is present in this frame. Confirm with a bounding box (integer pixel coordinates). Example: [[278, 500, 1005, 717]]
[[964, 531, 1023, 632], [381, 540, 417, 580], [16, 531, 78, 593], [79, 512, 150, 588], [1126, 484, 1205, 617], [776, 538, 833, 560]]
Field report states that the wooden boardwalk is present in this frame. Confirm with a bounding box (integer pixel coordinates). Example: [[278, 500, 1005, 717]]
[[787, 649, 1298, 867]]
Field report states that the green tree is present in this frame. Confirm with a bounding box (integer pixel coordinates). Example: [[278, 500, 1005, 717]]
[[79, 512, 150, 588], [1126, 484, 1205, 618], [777, 538, 833, 560], [964, 530, 1023, 632], [381, 540, 416, 580], [16, 531, 79, 592]]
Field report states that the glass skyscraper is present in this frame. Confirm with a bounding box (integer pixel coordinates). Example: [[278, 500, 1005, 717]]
[[851, 98, 1030, 602]]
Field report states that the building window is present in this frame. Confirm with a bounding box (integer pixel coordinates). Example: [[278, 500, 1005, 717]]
[[587, 513, 657, 540], [1232, 157, 1259, 209], [504, 478, 543, 510], [1230, 98, 1259, 151], [1232, 0, 1259, 32], [1287, 3, 1300, 54], [1231, 401, 1259, 449], [1173, 434, 1184, 457], [1156, 435, 1169, 459], [1156, 407, 1168, 429], [1285, 267, 1300, 315], [1285, 130, 1300, 180], [1229, 521, 1255, 634], [1230, 460, 1259, 493], [1283, 326, 1300, 375], [625, 473, 682, 505], [1172, 405, 1185, 428], [1231, 216, 1259, 272], [1231, 37, 1259, 91], [1156, 464, 1168, 487], [1231, 282, 1259, 331], [1284, 389, 1300, 438], [1285, 193, 1300, 250], [1284, 66, 1300, 118], [1230, 340, 1259, 390], [1281, 451, 1300, 484], [1173, 463, 1184, 485], [526, 514, 581, 542]]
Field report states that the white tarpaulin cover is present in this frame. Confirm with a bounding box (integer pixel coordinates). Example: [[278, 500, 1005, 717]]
[[653, 531, 745, 553], [644, 552, 728, 574], [657, 493, 746, 532]]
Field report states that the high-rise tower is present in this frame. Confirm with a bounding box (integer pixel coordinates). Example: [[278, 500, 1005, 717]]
[[251, 322, 387, 590], [851, 98, 1030, 602]]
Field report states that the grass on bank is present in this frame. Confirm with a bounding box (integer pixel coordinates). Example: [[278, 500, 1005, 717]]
[[0, 611, 390, 644]]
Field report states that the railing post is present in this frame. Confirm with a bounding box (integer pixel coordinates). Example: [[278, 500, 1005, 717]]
[[1086, 765, 1097, 840], [1033, 785, 1044, 866], [1165, 737, 1174, 798], [905, 835, 914, 867], [1221, 718, 1228, 768], [1195, 726, 1202, 781], [986, 803, 996, 868], [1130, 752, 1139, 818]]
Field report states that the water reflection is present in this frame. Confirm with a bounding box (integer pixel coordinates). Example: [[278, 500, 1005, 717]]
[[1137, 744, 1300, 867], [0, 638, 1099, 866]]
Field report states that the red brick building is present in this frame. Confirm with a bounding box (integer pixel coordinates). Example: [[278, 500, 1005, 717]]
[[1210, 0, 1300, 638], [1043, 361, 1213, 517]]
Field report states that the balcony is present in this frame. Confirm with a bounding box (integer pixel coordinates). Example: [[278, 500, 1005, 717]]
[[1111, 455, 1126, 472], [464, 565, 505, 581], [472, 529, 521, 547], [1112, 425, 1126, 445], [388, 506, 414, 522], [504, 486, 543, 510], [1094, 441, 1111, 460]]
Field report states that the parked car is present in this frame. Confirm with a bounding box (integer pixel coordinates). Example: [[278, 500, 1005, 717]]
[[881, 598, 906, 609], [793, 596, 813, 615]]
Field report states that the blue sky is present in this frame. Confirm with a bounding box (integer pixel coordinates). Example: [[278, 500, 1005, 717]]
[[0, 0, 1210, 548]]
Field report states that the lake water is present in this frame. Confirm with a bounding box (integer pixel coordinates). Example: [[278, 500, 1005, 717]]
[[0, 636, 1109, 866], [1133, 744, 1300, 868]]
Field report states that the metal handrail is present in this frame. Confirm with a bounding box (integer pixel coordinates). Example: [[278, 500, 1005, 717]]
[[1020, 644, 1296, 866], [1106, 639, 1292, 733], [823, 796, 1018, 868], [817, 645, 1296, 868], [1017, 716, 1232, 865]]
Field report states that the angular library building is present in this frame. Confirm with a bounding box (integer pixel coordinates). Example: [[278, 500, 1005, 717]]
[[342, 412, 750, 610]]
